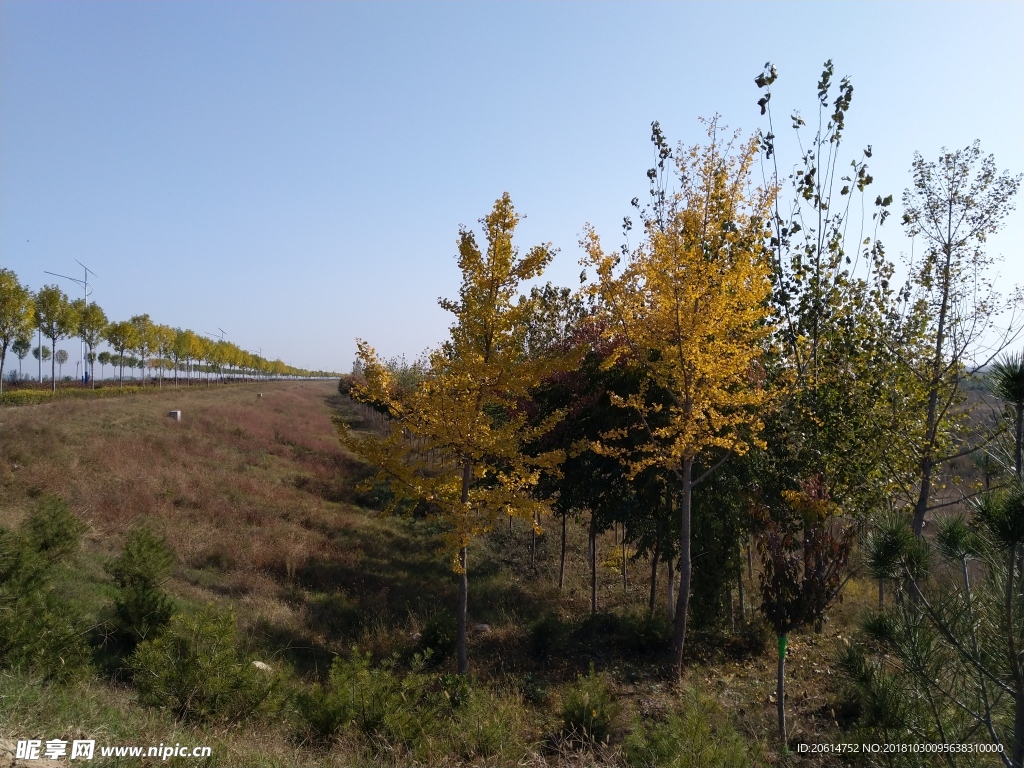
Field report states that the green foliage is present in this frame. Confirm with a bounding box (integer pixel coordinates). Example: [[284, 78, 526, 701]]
[[529, 611, 568, 659], [841, 484, 1024, 761], [622, 685, 750, 768], [294, 650, 442, 751], [129, 605, 282, 722], [419, 611, 457, 661], [560, 665, 619, 745], [0, 497, 90, 678], [295, 651, 525, 761], [105, 528, 176, 655], [0, 385, 150, 406], [519, 671, 550, 705]]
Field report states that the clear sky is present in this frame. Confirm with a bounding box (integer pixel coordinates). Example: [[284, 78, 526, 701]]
[[2, 1, 1022, 373]]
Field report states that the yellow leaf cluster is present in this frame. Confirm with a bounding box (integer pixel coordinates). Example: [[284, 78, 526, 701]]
[[342, 194, 575, 570], [580, 120, 775, 476]]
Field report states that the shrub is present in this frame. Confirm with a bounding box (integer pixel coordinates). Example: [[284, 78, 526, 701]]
[[519, 672, 550, 705], [0, 385, 149, 406], [106, 527, 175, 655], [615, 610, 671, 655], [295, 650, 440, 750], [419, 612, 457, 662], [130, 605, 282, 722], [529, 612, 567, 659], [560, 665, 619, 745], [0, 497, 90, 678], [622, 685, 749, 768], [295, 651, 528, 761]]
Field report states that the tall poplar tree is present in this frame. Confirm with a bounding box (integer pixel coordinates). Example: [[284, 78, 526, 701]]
[[581, 118, 774, 675], [34, 285, 80, 393], [104, 321, 139, 388], [73, 299, 108, 388], [0, 268, 35, 394], [898, 143, 1021, 538], [343, 193, 569, 674]]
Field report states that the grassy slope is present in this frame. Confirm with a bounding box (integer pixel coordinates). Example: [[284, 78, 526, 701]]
[[0, 381, 874, 766]]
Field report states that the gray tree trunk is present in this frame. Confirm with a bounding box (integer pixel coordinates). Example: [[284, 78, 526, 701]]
[[671, 457, 694, 676], [457, 459, 471, 675], [589, 513, 597, 614]]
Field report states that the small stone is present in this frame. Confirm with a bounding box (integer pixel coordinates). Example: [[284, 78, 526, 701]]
[[252, 660, 273, 673], [473, 623, 492, 634]]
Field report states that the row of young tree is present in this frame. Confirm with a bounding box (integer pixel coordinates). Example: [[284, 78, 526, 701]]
[[340, 62, 1024, 759], [0, 273, 336, 393]]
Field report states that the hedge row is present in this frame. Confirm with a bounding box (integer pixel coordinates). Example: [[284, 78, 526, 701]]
[[0, 385, 152, 407]]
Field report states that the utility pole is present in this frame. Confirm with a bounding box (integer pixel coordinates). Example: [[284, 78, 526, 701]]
[[44, 262, 96, 384]]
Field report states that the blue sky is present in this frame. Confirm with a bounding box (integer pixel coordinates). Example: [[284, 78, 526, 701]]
[[2, 1, 1022, 372]]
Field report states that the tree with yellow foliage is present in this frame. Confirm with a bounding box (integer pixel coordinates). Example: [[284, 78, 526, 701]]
[[580, 118, 774, 675], [343, 193, 569, 674]]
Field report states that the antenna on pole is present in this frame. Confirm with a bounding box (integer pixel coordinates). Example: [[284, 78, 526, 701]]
[[44, 266, 96, 384]]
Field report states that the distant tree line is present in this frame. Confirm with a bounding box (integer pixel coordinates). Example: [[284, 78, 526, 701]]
[[0, 274, 338, 393]]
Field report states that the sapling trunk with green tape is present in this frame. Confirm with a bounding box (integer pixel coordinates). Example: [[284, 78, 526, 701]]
[[756, 477, 856, 751]]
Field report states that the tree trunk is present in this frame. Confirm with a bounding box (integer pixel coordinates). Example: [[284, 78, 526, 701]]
[[777, 634, 788, 748], [1009, 544, 1023, 768], [878, 579, 885, 610], [671, 457, 694, 676], [50, 338, 57, 392], [667, 558, 675, 621], [1015, 402, 1022, 479], [913, 244, 954, 539], [531, 511, 537, 569], [737, 568, 746, 625], [559, 513, 567, 590], [622, 536, 627, 593], [457, 459, 471, 675], [648, 535, 661, 615], [589, 512, 597, 614]]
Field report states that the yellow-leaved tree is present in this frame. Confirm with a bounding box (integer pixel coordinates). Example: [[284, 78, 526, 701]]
[[343, 193, 569, 674], [580, 119, 774, 675]]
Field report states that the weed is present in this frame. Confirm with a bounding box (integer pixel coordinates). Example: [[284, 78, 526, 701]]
[[451, 686, 528, 761]]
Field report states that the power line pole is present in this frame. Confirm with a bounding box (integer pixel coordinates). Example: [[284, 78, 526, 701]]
[[44, 262, 96, 384]]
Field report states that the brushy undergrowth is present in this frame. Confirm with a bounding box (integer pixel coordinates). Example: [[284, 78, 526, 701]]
[[622, 684, 750, 768], [294, 649, 528, 762], [130, 605, 286, 723]]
